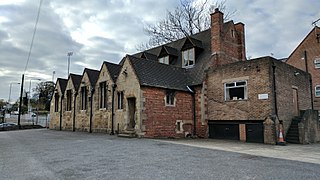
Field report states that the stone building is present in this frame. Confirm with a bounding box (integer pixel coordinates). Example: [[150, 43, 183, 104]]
[[92, 61, 121, 134], [61, 73, 82, 131], [50, 9, 318, 144], [75, 68, 100, 132], [50, 78, 67, 130]]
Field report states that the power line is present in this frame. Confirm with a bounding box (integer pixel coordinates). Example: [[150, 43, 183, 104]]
[[24, 0, 43, 73]]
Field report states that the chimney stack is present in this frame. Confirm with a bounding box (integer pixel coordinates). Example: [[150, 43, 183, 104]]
[[211, 8, 224, 55]]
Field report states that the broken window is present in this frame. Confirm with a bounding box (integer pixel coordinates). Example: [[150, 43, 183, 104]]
[[182, 48, 195, 68], [66, 90, 72, 111], [166, 90, 175, 106], [225, 81, 247, 101], [81, 86, 87, 110], [99, 82, 107, 109]]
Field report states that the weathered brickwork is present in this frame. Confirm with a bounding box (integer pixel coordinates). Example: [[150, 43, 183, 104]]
[[206, 57, 312, 136], [274, 60, 312, 132], [142, 86, 193, 138], [286, 27, 320, 110]]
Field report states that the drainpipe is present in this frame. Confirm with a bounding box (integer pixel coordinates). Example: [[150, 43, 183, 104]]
[[110, 84, 117, 135], [73, 92, 78, 131], [304, 50, 314, 110], [187, 86, 196, 137], [89, 87, 95, 133], [59, 94, 64, 131], [272, 62, 279, 143], [272, 63, 278, 117]]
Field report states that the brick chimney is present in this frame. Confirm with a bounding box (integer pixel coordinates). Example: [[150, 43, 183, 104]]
[[210, 8, 246, 66], [211, 8, 223, 55]]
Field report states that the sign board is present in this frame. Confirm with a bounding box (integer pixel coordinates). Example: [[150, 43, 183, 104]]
[[258, 94, 268, 100]]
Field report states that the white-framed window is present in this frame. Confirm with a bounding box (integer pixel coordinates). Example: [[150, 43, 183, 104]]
[[224, 81, 248, 101], [165, 90, 175, 106], [314, 58, 320, 69], [315, 85, 320, 97], [159, 56, 169, 65], [182, 48, 195, 68]]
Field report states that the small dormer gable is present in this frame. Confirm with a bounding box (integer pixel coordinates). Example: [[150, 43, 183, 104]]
[[158, 45, 178, 65]]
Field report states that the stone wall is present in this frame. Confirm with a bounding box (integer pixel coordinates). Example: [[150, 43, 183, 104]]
[[49, 82, 62, 130]]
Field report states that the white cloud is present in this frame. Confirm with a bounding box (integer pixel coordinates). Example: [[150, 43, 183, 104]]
[[0, 0, 319, 102]]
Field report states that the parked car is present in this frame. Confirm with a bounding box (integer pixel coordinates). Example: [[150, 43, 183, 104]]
[[0, 122, 17, 128]]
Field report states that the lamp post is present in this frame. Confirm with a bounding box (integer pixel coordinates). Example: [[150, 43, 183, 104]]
[[67, 52, 73, 77]]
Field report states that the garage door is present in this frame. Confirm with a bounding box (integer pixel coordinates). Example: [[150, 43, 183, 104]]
[[208, 123, 239, 140], [246, 123, 264, 143]]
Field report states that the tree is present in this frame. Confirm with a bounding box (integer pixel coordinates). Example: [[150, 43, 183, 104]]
[[33, 81, 55, 111], [139, 0, 235, 49]]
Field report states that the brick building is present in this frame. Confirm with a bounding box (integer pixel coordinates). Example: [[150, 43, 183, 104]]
[[50, 9, 319, 144]]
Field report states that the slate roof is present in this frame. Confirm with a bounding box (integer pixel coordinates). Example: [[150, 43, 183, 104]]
[[69, 73, 82, 91], [132, 28, 211, 87], [104, 61, 121, 82], [127, 55, 190, 91], [57, 78, 67, 94], [84, 68, 100, 87]]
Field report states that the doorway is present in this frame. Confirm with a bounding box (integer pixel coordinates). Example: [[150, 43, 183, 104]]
[[127, 97, 136, 130]]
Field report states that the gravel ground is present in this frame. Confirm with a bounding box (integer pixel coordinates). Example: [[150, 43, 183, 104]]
[[1, 129, 319, 180]]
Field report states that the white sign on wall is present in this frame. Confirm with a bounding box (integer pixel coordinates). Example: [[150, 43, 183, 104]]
[[258, 93, 269, 100]]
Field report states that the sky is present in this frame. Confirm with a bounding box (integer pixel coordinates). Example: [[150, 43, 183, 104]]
[[0, 0, 319, 103]]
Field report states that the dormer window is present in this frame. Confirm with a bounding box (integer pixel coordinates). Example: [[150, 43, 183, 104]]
[[159, 56, 169, 65], [182, 48, 195, 68]]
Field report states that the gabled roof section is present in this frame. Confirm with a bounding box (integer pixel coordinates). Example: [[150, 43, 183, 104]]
[[140, 52, 157, 61], [287, 26, 320, 61], [57, 78, 67, 94], [84, 68, 100, 87], [69, 73, 82, 91], [160, 45, 179, 57], [127, 55, 190, 91], [104, 61, 121, 83], [182, 36, 203, 50]]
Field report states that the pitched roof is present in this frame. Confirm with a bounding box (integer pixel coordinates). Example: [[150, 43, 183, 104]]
[[132, 29, 211, 86], [57, 78, 67, 93], [69, 73, 82, 91], [83, 68, 100, 87], [104, 61, 121, 82], [127, 55, 190, 91]]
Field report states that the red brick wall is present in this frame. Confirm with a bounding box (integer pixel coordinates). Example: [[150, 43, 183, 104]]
[[142, 87, 194, 138], [286, 27, 320, 110]]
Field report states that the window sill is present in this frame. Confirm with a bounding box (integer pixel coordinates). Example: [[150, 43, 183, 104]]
[[99, 108, 107, 111], [165, 104, 175, 107], [225, 99, 248, 102]]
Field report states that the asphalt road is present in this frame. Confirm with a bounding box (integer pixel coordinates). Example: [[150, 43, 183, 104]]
[[0, 129, 319, 180]]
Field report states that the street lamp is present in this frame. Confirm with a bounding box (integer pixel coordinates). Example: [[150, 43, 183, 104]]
[[67, 51, 73, 77], [8, 82, 20, 104]]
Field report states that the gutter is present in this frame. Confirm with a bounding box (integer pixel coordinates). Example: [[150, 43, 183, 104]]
[[89, 87, 95, 133], [110, 84, 117, 135], [59, 94, 64, 131], [187, 86, 196, 137], [72, 92, 78, 131]]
